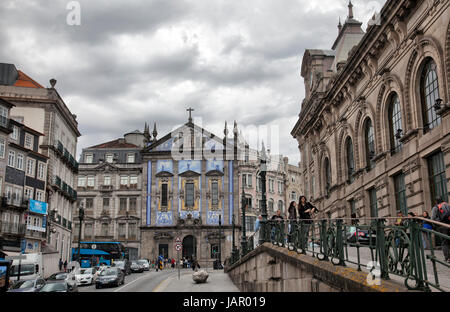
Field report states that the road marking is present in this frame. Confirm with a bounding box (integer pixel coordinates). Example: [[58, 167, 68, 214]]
[[113, 272, 152, 292], [153, 271, 191, 292]]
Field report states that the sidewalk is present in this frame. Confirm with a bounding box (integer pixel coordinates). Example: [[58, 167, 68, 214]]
[[156, 269, 240, 292]]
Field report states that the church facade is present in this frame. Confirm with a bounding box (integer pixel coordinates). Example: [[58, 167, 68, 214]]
[[139, 117, 241, 267]]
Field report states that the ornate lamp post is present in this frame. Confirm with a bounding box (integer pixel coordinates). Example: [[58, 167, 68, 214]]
[[77, 202, 84, 264], [240, 183, 247, 257], [218, 214, 223, 269], [259, 143, 268, 245], [231, 214, 238, 263]]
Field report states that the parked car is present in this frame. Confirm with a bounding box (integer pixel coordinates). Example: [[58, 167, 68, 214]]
[[7, 278, 46, 292], [39, 280, 78, 292], [112, 260, 131, 275], [346, 227, 376, 245], [45, 271, 76, 287], [137, 259, 150, 271], [74, 267, 96, 286], [95, 267, 125, 288], [130, 261, 144, 273]]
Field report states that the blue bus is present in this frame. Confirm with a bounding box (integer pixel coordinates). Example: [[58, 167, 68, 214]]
[[72, 242, 129, 268]]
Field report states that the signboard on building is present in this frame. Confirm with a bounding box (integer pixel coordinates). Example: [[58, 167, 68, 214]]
[[29, 200, 48, 215]]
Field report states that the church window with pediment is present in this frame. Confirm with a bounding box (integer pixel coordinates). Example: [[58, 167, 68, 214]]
[[104, 176, 111, 186], [185, 182, 195, 207], [161, 183, 168, 208], [211, 181, 219, 206]]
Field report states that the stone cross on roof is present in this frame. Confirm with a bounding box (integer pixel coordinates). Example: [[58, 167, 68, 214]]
[[187, 107, 194, 123]]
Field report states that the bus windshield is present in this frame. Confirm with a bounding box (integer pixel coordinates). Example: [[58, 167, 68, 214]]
[[10, 264, 35, 276]]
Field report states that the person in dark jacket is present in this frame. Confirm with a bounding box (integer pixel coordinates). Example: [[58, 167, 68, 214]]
[[63, 260, 68, 272], [287, 201, 297, 243], [431, 197, 450, 263], [58, 258, 63, 271], [288, 201, 297, 220], [297, 196, 318, 248], [297, 196, 318, 222]]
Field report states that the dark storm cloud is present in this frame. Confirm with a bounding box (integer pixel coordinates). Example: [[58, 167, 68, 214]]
[[0, 0, 386, 162]]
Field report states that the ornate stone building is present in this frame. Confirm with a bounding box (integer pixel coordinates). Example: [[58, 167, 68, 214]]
[[291, 1, 449, 221], [75, 130, 146, 259]]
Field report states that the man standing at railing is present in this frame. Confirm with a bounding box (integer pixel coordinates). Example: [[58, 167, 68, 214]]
[[431, 197, 450, 263]]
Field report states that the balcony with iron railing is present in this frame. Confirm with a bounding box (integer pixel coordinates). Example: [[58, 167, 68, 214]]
[[0, 221, 26, 236], [56, 140, 64, 154], [53, 175, 62, 189], [63, 148, 70, 162]]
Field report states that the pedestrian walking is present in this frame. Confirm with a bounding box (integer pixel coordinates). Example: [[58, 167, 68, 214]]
[[191, 257, 200, 271], [431, 197, 450, 263], [58, 258, 63, 271], [63, 260, 68, 272]]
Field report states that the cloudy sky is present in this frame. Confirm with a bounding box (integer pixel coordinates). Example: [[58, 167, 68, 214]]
[[0, 0, 385, 164]]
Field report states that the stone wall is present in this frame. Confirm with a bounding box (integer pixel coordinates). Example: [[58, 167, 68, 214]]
[[226, 243, 408, 292]]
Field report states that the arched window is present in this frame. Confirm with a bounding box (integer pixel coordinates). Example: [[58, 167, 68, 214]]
[[421, 58, 441, 130], [324, 157, 331, 196], [388, 93, 403, 154], [364, 119, 375, 170], [345, 137, 355, 183]]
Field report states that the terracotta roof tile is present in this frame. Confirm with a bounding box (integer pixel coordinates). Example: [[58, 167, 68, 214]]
[[88, 139, 139, 149], [13, 70, 44, 88]]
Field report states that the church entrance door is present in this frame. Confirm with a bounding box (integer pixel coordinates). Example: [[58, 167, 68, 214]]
[[182, 235, 196, 260]]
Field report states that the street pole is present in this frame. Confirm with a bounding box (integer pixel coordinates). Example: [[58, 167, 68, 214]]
[[240, 184, 247, 257], [178, 249, 180, 280], [259, 143, 268, 246], [77, 203, 84, 264], [218, 214, 223, 269]]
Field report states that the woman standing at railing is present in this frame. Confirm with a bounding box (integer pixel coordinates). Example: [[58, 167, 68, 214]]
[[298, 196, 318, 246], [287, 201, 297, 243]]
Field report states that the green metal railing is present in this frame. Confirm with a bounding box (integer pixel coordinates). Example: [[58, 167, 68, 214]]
[[228, 217, 449, 292]]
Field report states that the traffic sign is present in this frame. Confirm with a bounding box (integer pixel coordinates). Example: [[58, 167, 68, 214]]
[[175, 236, 181, 243], [175, 244, 182, 251]]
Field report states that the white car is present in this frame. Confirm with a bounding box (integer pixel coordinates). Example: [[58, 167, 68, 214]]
[[93, 266, 109, 282], [74, 268, 96, 286], [137, 259, 150, 271]]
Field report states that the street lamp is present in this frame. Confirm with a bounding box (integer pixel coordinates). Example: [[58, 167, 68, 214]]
[[259, 143, 268, 246], [217, 214, 223, 269], [240, 183, 247, 257], [231, 214, 238, 263], [77, 202, 84, 264]]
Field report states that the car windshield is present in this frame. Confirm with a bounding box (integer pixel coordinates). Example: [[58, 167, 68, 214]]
[[80, 268, 93, 275], [113, 261, 124, 267], [10, 264, 35, 276], [100, 268, 117, 276], [137, 260, 147, 264], [12, 280, 35, 289], [51, 273, 67, 280], [40, 282, 67, 292]]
